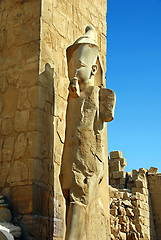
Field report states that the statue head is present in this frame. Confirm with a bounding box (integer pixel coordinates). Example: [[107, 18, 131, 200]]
[[66, 25, 99, 97]]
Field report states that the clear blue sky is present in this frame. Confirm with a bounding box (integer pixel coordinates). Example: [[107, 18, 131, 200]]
[[106, 0, 161, 172]]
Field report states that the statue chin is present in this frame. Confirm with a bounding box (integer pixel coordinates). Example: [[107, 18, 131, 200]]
[[68, 79, 80, 98]]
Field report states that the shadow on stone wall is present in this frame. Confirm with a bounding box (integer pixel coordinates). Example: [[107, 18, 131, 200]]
[[17, 63, 55, 240]]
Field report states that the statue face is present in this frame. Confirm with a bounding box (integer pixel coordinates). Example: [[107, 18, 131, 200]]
[[67, 44, 98, 91], [68, 47, 93, 84], [68, 58, 92, 84]]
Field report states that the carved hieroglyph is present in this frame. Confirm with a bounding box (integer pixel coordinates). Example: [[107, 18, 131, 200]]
[[59, 25, 116, 240]]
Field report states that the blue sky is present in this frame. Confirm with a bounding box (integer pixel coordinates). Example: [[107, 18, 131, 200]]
[[106, 0, 161, 172]]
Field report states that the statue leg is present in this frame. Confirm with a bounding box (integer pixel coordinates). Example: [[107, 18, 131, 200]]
[[66, 202, 86, 240]]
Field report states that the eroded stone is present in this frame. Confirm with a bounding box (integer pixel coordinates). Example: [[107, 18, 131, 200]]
[[14, 133, 27, 159]]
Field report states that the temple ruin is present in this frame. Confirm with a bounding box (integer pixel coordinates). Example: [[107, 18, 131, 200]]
[[0, 0, 161, 239]]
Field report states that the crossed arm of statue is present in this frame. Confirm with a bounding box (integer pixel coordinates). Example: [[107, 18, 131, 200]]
[[59, 25, 116, 240]]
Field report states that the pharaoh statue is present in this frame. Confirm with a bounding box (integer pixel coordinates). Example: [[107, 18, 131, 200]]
[[60, 25, 116, 240]]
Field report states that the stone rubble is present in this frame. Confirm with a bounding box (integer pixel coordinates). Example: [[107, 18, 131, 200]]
[[109, 151, 158, 240]]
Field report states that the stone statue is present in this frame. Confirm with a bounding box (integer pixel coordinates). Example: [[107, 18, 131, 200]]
[[60, 25, 116, 240]]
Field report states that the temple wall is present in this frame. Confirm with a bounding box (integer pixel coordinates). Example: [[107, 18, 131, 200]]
[[0, 0, 108, 239], [109, 151, 157, 240], [0, 0, 45, 239], [148, 174, 161, 239]]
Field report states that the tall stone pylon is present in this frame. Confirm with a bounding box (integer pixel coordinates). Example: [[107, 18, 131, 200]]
[[0, 0, 108, 239]]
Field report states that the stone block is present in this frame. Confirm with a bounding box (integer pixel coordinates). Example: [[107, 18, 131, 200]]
[[131, 193, 144, 201], [118, 206, 126, 216], [110, 178, 120, 185], [148, 167, 158, 175], [53, 218, 65, 238], [115, 191, 124, 199], [126, 207, 134, 217], [135, 180, 147, 188], [120, 232, 126, 240], [113, 171, 126, 179], [14, 110, 29, 131], [109, 186, 118, 198], [120, 178, 126, 185], [122, 200, 133, 208], [139, 168, 147, 175], [0, 205, 12, 222], [1, 118, 12, 135], [2, 137, 15, 162], [143, 217, 150, 226], [127, 232, 138, 240], [27, 86, 38, 108], [133, 208, 149, 218], [17, 88, 28, 109], [11, 185, 33, 215], [129, 222, 137, 232], [0, 73, 8, 93], [132, 187, 148, 195], [109, 159, 121, 173], [120, 158, 127, 167], [123, 192, 131, 200], [110, 151, 123, 159], [127, 182, 135, 189], [118, 215, 128, 224], [133, 215, 144, 225], [110, 208, 118, 216], [132, 169, 139, 177], [17, 69, 38, 87], [135, 223, 144, 235], [99, 88, 116, 122], [14, 133, 27, 159]]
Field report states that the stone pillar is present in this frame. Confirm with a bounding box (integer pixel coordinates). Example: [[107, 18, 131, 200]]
[[0, 0, 108, 239]]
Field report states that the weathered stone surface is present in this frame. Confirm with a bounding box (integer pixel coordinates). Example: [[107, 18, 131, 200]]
[[2, 137, 15, 162], [113, 171, 126, 179], [14, 133, 27, 159], [132, 169, 139, 177], [120, 231, 126, 240], [99, 88, 116, 122], [120, 158, 127, 167], [126, 207, 134, 217], [0, 73, 8, 93], [0, 206, 11, 222], [110, 151, 123, 159], [109, 159, 121, 173], [123, 192, 131, 200], [14, 110, 29, 131], [28, 86, 38, 108], [148, 167, 158, 175], [17, 88, 28, 109], [1, 118, 12, 135], [0, 100, 3, 114], [109, 155, 155, 240], [17, 69, 38, 87]]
